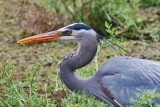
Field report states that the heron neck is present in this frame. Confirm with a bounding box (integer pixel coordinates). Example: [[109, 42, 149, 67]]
[[59, 36, 98, 91], [72, 37, 98, 69]]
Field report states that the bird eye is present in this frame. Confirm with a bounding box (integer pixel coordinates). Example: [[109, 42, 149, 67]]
[[63, 30, 72, 35], [66, 30, 72, 34]]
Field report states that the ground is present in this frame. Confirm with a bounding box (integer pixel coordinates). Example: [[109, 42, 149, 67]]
[[0, 0, 160, 107]]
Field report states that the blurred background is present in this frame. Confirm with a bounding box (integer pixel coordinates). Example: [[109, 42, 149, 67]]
[[0, 0, 159, 107], [1, 0, 160, 40]]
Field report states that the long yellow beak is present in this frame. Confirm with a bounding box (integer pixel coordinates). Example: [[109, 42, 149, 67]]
[[17, 31, 62, 44]]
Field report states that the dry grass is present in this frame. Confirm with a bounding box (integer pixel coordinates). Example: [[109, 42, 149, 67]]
[[0, 0, 160, 107]]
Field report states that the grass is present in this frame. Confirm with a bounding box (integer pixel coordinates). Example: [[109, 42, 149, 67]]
[[0, 40, 160, 107], [0, 0, 160, 107], [0, 24, 160, 106], [0, 60, 108, 107], [48, 0, 160, 39], [131, 91, 160, 107]]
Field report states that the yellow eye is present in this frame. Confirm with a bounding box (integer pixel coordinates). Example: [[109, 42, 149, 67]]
[[65, 30, 72, 34], [62, 30, 72, 36], [66, 30, 72, 34]]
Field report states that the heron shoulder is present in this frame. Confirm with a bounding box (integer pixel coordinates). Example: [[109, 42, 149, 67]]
[[99, 56, 160, 76]]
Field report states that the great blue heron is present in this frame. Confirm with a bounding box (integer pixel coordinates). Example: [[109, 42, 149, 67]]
[[18, 23, 160, 107]]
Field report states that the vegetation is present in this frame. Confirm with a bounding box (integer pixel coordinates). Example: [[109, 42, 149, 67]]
[[131, 91, 160, 107], [0, 0, 160, 107], [48, 0, 160, 39]]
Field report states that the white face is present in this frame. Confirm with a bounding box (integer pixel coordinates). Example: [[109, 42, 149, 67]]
[[72, 29, 96, 37], [57, 23, 97, 40], [58, 29, 96, 39]]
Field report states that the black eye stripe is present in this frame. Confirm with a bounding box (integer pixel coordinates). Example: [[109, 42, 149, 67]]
[[66, 23, 91, 30]]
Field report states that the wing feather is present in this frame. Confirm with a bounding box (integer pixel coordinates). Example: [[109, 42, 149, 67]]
[[100, 56, 160, 105]]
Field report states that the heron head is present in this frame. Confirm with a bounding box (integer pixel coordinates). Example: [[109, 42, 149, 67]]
[[17, 23, 98, 44]]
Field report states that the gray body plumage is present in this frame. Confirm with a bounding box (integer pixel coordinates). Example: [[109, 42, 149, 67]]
[[101, 56, 160, 105], [57, 23, 160, 107]]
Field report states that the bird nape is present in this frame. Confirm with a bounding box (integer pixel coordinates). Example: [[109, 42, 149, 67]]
[[18, 23, 160, 107]]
